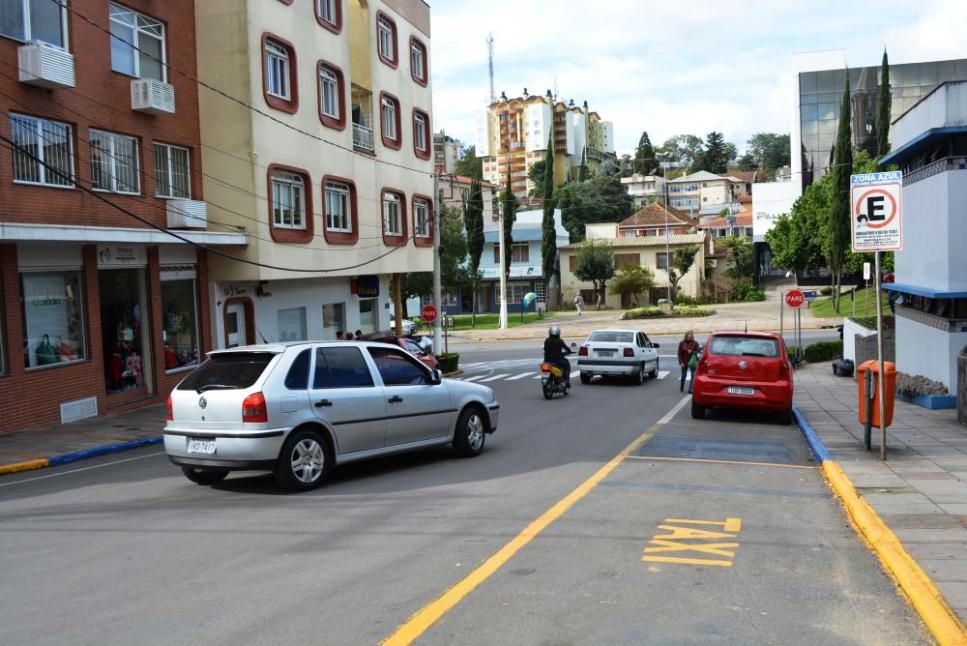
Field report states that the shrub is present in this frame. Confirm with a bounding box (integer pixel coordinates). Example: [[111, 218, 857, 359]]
[[622, 306, 664, 319], [820, 286, 833, 296], [674, 294, 698, 306], [803, 340, 842, 363], [436, 352, 459, 374], [621, 305, 715, 320], [896, 372, 949, 396], [672, 305, 715, 317]]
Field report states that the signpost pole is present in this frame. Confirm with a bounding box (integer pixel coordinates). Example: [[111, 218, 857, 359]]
[[779, 291, 784, 346], [875, 250, 886, 460]]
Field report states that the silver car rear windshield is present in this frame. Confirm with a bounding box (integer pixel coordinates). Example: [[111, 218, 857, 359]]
[[177, 352, 276, 391], [709, 337, 779, 357], [588, 331, 634, 343]]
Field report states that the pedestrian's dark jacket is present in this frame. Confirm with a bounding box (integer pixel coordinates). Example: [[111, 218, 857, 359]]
[[543, 337, 571, 361], [677, 339, 700, 366]]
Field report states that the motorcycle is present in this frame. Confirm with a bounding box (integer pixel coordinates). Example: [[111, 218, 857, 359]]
[[540, 343, 576, 400]]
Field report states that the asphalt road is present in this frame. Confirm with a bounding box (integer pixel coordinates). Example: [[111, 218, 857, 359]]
[[0, 339, 929, 645]]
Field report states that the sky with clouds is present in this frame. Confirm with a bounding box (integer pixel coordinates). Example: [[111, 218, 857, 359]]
[[429, 0, 967, 157]]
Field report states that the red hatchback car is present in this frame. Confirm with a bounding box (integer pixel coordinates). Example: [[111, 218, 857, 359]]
[[691, 331, 794, 424], [369, 335, 438, 371]]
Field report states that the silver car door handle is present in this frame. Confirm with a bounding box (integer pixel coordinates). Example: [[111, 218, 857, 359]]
[[314, 399, 333, 407], [388, 395, 403, 403]]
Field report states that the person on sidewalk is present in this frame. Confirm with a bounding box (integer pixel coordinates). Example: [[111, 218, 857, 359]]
[[677, 330, 700, 393], [574, 293, 584, 316]]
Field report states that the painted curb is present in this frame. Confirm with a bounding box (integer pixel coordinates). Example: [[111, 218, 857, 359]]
[[792, 405, 967, 645], [0, 437, 163, 476]]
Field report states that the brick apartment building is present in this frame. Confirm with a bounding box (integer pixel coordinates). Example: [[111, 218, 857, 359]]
[[0, 0, 244, 433]]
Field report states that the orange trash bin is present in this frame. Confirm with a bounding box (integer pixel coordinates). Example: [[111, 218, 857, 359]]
[[857, 360, 896, 427]]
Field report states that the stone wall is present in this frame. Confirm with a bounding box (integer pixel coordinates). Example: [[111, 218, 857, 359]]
[[854, 329, 896, 368]]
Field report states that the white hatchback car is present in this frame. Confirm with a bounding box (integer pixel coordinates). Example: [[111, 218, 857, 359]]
[[164, 341, 500, 491], [576, 329, 661, 384]]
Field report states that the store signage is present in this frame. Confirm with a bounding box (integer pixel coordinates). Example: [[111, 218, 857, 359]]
[[356, 275, 379, 298], [97, 245, 146, 267]]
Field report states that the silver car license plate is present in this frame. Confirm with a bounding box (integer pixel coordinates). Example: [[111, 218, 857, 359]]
[[727, 386, 755, 396], [187, 438, 216, 454]]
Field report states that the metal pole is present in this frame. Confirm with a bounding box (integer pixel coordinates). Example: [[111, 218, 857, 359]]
[[664, 183, 671, 301], [497, 199, 508, 330], [432, 174, 443, 354], [797, 307, 802, 364], [779, 291, 784, 346], [875, 251, 887, 460]]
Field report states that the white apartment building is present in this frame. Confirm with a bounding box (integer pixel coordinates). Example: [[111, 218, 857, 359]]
[[666, 171, 748, 218], [620, 174, 666, 207], [196, 0, 434, 345]]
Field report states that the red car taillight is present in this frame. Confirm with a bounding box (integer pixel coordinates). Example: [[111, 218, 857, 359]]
[[623, 347, 635, 357], [578, 346, 588, 356], [242, 392, 268, 423], [779, 361, 791, 379], [166, 394, 173, 422]]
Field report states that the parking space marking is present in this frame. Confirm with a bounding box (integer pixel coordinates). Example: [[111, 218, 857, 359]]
[[643, 518, 742, 568], [625, 455, 815, 470]]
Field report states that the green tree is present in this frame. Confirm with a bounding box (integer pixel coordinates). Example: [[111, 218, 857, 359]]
[[744, 133, 791, 178], [877, 50, 891, 160], [553, 175, 633, 241], [828, 75, 853, 312], [463, 176, 485, 323], [455, 145, 483, 179], [658, 134, 703, 171], [573, 240, 615, 308], [633, 131, 659, 175], [766, 175, 829, 274], [500, 171, 518, 279], [541, 135, 557, 284], [667, 245, 699, 301], [440, 205, 470, 297], [527, 159, 546, 195], [690, 132, 733, 173], [608, 264, 655, 307]]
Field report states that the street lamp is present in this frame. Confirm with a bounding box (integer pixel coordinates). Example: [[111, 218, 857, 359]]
[[491, 187, 508, 329]]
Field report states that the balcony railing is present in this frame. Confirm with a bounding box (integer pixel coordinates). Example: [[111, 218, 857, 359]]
[[353, 123, 374, 152]]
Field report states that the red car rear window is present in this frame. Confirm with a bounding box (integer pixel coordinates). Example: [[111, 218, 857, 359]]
[[708, 336, 779, 358]]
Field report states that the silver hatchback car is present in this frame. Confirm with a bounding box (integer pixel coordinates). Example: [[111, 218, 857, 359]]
[[164, 341, 500, 491]]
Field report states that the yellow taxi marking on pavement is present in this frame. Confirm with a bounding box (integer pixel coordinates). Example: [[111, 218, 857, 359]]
[[626, 454, 815, 470], [643, 518, 742, 568], [380, 395, 693, 646]]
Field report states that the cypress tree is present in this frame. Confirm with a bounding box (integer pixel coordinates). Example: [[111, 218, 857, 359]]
[[463, 177, 484, 322], [828, 74, 853, 313], [877, 50, 891, 160], [500, 168, 518, 281], [541, 134, 557, 284]]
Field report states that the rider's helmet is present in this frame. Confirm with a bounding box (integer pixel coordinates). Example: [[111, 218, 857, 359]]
[[548, 325, 561, 337]]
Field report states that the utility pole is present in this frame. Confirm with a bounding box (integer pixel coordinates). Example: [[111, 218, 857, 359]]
[[663, 181, 671, 300], [496, 192, 508, 330], [433, 173, 442, 353]]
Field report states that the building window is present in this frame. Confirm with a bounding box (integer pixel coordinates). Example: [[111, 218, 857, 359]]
[[21, 270, 86, 369], [315, 0, 341, 31], [413, 109, 430, 159], [317, 62, 345, 129], [410, 37, 427, 85], [325, 180, 351, 232], [383, 192, 402, 237], [376, 12, 397, 66], [271, 170, 306, 229], [496, 283, 532, 305], [615, 253, 640, 269], [9, 113, 73, 187], [162, 271, 200, 371], [90, 130, 140, 194], [380, 94, 400, 148], [322, 302, 345, 339], [656, 252, 669, 270], [0, 0, 67, 47], [278, 307, 307, 342], [264, 39, 290, 100], [494, 243, 529, 264], [153, 143, 190, 198], [413, 197, 430, 238], [109, 3, 165, 80]]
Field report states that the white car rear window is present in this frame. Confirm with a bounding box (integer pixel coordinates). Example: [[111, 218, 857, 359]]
[[588, 332, 634, 343], [177, 352, 275, 391]]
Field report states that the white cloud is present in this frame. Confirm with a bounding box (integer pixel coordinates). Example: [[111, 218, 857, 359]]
[[430, 0, 967, 155]]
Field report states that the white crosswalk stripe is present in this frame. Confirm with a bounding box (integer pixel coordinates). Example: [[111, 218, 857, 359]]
[[461, 374, 484, 382], [506, 372, 533, 380], [478, 373, 511, 382], [457, 365, 674, 384]]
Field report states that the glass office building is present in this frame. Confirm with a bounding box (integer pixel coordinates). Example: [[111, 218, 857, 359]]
[[799, 58, 967, 183]]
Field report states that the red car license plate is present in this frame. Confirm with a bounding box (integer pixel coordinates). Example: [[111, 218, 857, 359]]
[[727, 386, 755, 396]]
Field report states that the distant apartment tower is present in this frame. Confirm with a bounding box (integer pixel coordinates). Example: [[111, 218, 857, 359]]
[[433, 131, 461, 174], [195, 0, 435, 346], [477, 90, 615, 199]]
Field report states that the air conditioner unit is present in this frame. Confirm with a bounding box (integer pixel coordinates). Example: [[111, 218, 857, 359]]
[[131, 78, 175, 115], [166, 199, 207, 228], [18, 42, 75, 88]]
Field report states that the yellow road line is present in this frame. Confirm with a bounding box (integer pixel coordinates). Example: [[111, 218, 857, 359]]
[[823, 460, 967, 645], [626, 454, 814, 470], [380, 422, 663, 646]]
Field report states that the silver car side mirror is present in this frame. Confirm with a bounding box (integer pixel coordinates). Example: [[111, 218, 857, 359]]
[[430, 368, 443, 384]]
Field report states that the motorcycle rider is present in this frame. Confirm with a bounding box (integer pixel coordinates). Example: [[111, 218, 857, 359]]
[[543, 325, 573, 387]]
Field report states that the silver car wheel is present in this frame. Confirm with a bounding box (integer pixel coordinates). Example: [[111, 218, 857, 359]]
[[466, 413, 485, 451], [291, 438, 326, 484]]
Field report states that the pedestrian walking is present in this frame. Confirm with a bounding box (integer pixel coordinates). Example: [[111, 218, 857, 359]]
[[677, 330, 700, 393], [574, 293, 584, 316]]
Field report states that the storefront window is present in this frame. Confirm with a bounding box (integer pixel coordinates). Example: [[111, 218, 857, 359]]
[[322, 302, 345, 339], [278, 307, 307, 341], [162, 276, 199, 371], [21, 270, 86, 369], [100, 269, 146, 393]]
